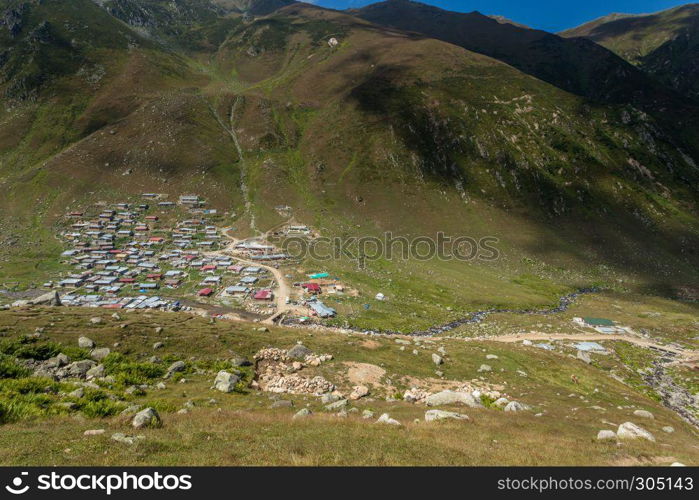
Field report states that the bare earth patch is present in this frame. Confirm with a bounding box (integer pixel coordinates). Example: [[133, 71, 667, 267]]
[[360, 340, 381, 350], [344, 362, 386, 386]]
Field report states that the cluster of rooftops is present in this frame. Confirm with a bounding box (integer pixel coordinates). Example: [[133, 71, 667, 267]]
[[46, 195, 340, 320]]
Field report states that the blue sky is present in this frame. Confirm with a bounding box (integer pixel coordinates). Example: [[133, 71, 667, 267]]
[[313, 0, 691, 32]]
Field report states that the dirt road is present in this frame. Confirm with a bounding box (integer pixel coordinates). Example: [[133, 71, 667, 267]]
[[468, 331, 691, 357], [204, 230, 299, 323]]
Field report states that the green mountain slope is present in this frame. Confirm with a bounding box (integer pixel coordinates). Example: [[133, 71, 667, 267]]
[[0, 1, 698, 330], [560, 4, 699, 101], [351, 0, 686, 113]]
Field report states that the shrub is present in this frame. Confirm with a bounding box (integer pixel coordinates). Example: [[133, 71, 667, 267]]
[[79, 399, 124, 418], [0, 355, 30, 379], [0, 337, 88, 361], [0, 377, 60, 395], [102, 353, 165, 387], [0, 399, 44, 424], [480, 394, 498, 408]]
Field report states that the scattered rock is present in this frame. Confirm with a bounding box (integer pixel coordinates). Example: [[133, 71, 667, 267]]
[[152, 342, 164, 350], [45, 353, 70, 368], [68, 388, 84, 399], [478, 364, 492, 373], [432, 353, 443, 366], [662, 426, 675, 434], [213, 371, 240, 393], [89, 317, 102, 325], [64, 360, 97, 379], [231, 356, 252, 367], [349, 385, 369, 400], [376, 413, 401, 426], [425, 410, 469, 422], [321, 393, 341, 404], [120, 404, 141, 416], [325, 399, 348, 411], [125, 385, 143, 396], [403, 388, 431, 403], [617, 422, 655, 442], [290, 408, 310, 420], [425, 390, 483, 408], [165, 361, 185, 378], [86, 364, 105, 380], [90, 348, 110, 361], [597, 430, 617, 440], [504, 401, 531, 412], [83, 429, 105, 436], [287, 344, 312, 360], [78, 336, 95, 349], [493, 397, 509, 408], [633, 409, 654, 419], [132, 408, 161, 429], [29, 291, 62, 306], [362, 409, 375, 419], [577, 351, 592, 364], [111, 433, 145, 445]]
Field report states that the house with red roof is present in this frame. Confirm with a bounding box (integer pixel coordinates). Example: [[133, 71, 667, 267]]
[[302, 283, 321, 294], [253, 289, 273, 301]]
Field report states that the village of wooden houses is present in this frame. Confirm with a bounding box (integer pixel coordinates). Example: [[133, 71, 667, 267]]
[[45, 194, 341, 325]]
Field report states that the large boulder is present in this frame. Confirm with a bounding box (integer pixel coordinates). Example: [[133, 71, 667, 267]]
[[287, 344, 312, 360], [424, 410, 469, 422], [376, 413, 401, 426], [33, 366, 57, 380], [29, 291, 61, 306], [321, 393, 341, 404], [324, 399, 348, 411], [597, 430, 617, 440], [504, 401, 531, 412], [424, 390, 483, 408], [86, 364, 105, 380], [349, 385, 369, 400], [493, 397, 509, 408], [64, 360, 97, 379], [78, 336, 95, 349], [231, 356, 252, 367], [45, 353, 70, 368], [213, 371, 240, 393], [112, 433, 145, 445], [164, 361, 186, 378], [90, 348, 110, 361], [132, 408, 162, 429], [617, 422, 655, 442], [293, 408, 312, 419]]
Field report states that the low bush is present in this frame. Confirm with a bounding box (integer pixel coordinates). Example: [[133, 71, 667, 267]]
[[103, 353, 165, 387], [0, 355, 30, 379]]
